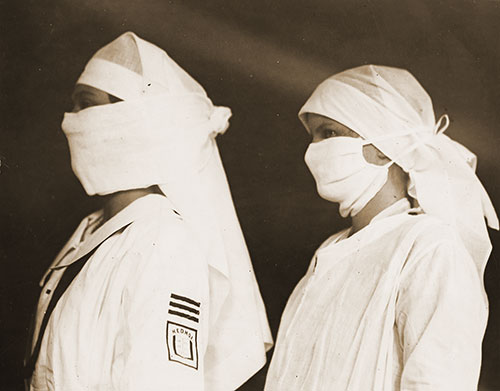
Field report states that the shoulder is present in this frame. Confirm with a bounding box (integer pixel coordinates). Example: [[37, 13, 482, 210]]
[[406, 213, 457, 248], [115, 197, 209, 303], [381, 212, 459, 257], [365, 211, 478, 280], [126, 196, 191, 244], [400, 213, 479, 284], [397, 215, 485, 306], [121, 196, 206, 270]]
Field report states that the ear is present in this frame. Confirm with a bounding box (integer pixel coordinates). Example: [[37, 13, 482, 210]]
[[362, 144, 389, 165], [376, 148, 389, 161]]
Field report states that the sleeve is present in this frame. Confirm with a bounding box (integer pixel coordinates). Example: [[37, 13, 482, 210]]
[[395, 238, 488, 391], [113, 220, 210, 391]]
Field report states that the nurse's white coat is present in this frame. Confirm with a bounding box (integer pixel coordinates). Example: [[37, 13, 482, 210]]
[[30, 194, 259, 390], [266, 199, 487, 391]]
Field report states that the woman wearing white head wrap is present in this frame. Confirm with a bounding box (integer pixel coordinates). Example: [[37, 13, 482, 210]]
[[266, 65, 498, 391], [26, 32, 272, 391]]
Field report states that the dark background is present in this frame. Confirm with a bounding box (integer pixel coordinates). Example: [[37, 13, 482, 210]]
[[1, 0, 500, 389]]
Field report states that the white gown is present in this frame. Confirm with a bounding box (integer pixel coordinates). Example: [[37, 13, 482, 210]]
[[29, 194, 267, 391], [265, 199, 487, 391]]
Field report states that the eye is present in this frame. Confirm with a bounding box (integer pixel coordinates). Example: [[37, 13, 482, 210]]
[[79, 99, 93, 110], [311, 127, 338, 143], [322, 128, 337, 139]]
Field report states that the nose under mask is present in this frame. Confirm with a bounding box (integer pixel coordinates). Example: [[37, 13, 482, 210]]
[[304, 136, 393, 218]]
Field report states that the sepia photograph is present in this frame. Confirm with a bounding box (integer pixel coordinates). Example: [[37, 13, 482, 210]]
[[1, 0, 500, 390]]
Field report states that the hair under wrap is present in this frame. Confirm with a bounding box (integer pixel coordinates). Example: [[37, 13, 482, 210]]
[[299, 64, 498, 276], [63, 32, 272, 390]]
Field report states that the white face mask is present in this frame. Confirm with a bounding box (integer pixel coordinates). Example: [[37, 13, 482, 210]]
[[304, 137, 393, 218], [61, 95, 219, 196]]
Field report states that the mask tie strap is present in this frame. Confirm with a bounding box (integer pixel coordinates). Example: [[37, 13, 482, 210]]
[[434, 114, 450, 136], [366, 114, 450, 169]]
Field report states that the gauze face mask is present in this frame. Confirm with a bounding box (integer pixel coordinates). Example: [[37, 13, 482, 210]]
[[304, 136, 393, 218], [61, 94, 219, 196]]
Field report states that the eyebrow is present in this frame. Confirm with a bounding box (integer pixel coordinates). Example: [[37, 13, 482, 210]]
[[71, 89, 98, 104]]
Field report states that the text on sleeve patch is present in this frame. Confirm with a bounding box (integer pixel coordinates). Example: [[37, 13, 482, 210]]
[[166, 321, 198, 369]]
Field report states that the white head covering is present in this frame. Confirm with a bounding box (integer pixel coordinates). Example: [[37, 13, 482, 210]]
[[63, 32, 272, 389], [299, 64, 498, 276]]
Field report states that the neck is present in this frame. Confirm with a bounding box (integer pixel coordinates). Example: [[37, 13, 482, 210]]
[[350, 167, 408, 235], [102, 186, 162, 223]]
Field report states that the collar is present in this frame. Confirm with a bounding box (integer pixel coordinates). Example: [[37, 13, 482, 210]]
[[315, 198, 414, 262], [370, 197, 413, 224], [50, 194, 173, 270]]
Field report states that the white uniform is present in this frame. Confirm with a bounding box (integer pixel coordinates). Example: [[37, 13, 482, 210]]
[[29, 32, 272, 391], [265, 199, 487, 391], [29, 194, 238, 390]]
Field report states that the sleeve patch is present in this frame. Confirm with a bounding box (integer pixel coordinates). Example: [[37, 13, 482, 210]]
[[168, 293, 200, 323], [166, 321, 198, 369]]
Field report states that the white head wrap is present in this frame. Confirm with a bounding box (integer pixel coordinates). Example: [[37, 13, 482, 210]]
[[299, 64, 498, 276], [63, 32, 272, 389]]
